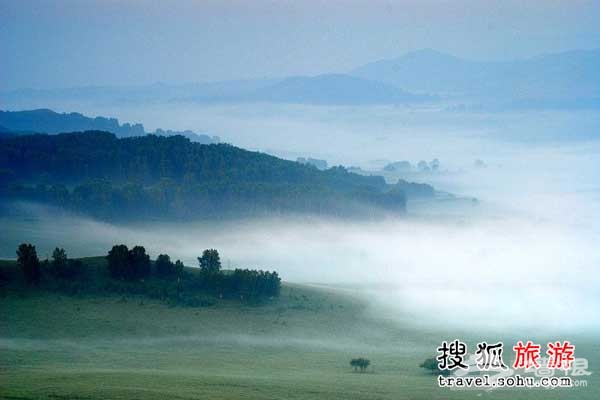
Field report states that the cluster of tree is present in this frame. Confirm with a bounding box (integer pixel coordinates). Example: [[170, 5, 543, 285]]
[[15, 244, 82, 283], [383, 158, 440, 173], [49, 247, 83, 280], [0, 131, 407, 220], [0, 109, 219, 144], [155, 254, 184, 279], [394, 179, 435, 198], [107, 245, 150, 281], [106, 244, 185, 281], [13, 243, 280, 304], [296, 157, 328, 170], [350, 358, 371, 372], [0, 109, 145, 136], [195, 249, 280, 299]]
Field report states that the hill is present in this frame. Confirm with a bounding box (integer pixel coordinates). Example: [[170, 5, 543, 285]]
[[0, 131, 412, 220], [1, 75, 432, 106], [1, 261, 597, 400], [351, 48, 600, 108], [0, 109, 219, 143], [239, 74, 433, 105]]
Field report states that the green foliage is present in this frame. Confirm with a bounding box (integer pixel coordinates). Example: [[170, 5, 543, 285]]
[[155, 254, 173, 278], [129, 246, 151, 280], [419, 357, 450, 375], [16, 243, 40, 284], [9, 243, 281, 306], [419, 357, 437, 371], [106, 244, 150, 281], [51, 247, 67, 271], [419, 357, 449, 375], [195, 249, 281, 301], [229, 269, 281, 300], [107, 244, 130, 280], [50, 247, 81, 280], [350, 357, 371, 372], [0, 132, 406, 219], [155, 254, 184, 280], [174, 260, 184, 276], [198, 249, 221, 274]]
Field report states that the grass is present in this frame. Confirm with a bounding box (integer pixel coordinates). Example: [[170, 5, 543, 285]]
[[1, 259, 598, 399]]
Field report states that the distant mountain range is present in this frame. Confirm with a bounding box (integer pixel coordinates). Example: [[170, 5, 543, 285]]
[[0, 109, 219, 144], [2, 48, 599, 109], [351, 48, 600, 108], [220, 74, 433, 105], [4, 74, 432, 106]]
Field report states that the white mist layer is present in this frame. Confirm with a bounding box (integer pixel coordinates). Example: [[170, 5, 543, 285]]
[[2, 203, 599, 334], [1, 104, 599, 334]]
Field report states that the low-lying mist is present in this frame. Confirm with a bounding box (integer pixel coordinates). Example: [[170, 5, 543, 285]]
[[2, 187, 598, 335], [2, 102, 599, 335]]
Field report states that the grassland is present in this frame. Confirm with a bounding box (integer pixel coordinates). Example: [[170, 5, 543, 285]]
[[0, 259, 598, 399]]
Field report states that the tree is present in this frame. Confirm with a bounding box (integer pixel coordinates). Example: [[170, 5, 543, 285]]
[[198, 249, 221, 274], [155, 253, 177, 279], [16, 243, 41, 284], [350, 358, 371, 373], [174, 260, 184, 277], [419, 357, 449, 375], [51, 247, 80, 279], [50, 247, 68, 277], [129, 245, 151, 280], [107, 244, 129, 280], [52, 247, 67, 268]]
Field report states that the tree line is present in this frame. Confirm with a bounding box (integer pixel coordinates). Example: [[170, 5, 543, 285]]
[[12, 243, 280, 303], [0, 132, 406, 220]]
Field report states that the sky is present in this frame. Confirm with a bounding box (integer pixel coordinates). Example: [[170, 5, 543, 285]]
[[1, 0, 600, 90]]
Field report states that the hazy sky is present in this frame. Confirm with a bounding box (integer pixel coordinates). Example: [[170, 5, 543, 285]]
[[1, 0, 600, 90]]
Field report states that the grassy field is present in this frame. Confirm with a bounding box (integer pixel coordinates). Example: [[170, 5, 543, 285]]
[[1, 260, 598, 399]]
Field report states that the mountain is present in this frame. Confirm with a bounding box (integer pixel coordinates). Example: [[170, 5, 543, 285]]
[[2, 80, 277, 105], [3, 49, 598, 109], [0, 109, 144, 136], [239, 74, 434, 105], [0, 132, 412, 220], [2, 75, 432, 106], [351, 48, 600, 107], [0, 109, 219, 143]]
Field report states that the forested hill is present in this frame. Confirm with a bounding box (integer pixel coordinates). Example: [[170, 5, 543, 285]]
[[0, 109, 219, 144], [0, 131, 410, 220]]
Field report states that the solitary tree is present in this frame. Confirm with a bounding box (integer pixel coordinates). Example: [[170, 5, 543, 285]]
[[17, 243, 41, 284], [350, 358, 371, 373], [198, 249, 221, 274], [419, 357, 449, 375]]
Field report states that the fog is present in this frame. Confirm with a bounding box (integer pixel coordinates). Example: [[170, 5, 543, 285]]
[[2, 104, 599, 335]]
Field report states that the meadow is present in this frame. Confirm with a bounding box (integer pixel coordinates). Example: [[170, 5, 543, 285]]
[[1, 258, 597, 399]]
